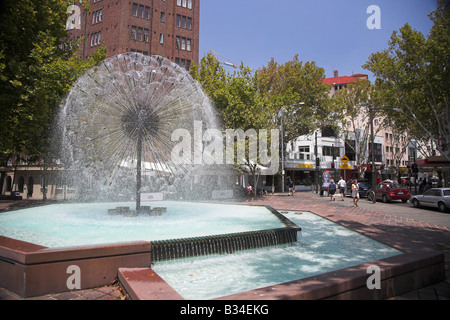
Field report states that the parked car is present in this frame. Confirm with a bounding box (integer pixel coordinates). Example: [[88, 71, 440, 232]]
[[368, 182, 410, 203], [345, 179, 371, 197], [410, 188, 450, 213]]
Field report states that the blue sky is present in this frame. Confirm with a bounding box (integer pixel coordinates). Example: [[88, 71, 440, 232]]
[[199, 0, 437, 81]]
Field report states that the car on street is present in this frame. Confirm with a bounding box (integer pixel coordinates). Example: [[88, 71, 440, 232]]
[[410, 188, 450, 213], [368, 182, 410, 203], [345, 179, 371, 198]]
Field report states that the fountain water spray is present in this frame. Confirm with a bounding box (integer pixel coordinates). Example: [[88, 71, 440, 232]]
[[56, 53, 220, 210]]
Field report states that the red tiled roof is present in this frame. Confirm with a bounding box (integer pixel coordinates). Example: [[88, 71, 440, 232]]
[[321, 76, 358, 86]]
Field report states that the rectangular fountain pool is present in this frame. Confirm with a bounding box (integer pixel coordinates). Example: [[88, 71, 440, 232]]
[[151, 211, 402, 300]]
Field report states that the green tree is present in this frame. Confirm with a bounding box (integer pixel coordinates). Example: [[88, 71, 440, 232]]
[[190, 52, 229, 119], [333, 79, 374, 178], [363, 0, 450, 161], [255, 55, 332, 143], [0, 0, 106, 164], [191, 52, 277, 196], [192, 53, 333, 195]]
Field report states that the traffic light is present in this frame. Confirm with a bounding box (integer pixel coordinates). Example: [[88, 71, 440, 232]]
[[331, 162, 335, 169], [412, 163, 419, 174], [316, 157, 320, 167]]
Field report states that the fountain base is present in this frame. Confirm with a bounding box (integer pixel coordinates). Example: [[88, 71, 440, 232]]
[[108, 206, 167, 217]]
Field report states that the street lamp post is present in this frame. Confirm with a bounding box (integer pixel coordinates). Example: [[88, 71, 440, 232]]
[[281, 110, 285, 193], [369, 103, 376, 197], [315, 131, 318, 194], [279, 102, 304, 194]]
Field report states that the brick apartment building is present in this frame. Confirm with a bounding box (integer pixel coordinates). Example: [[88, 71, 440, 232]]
[[67, 0, 200, 70]]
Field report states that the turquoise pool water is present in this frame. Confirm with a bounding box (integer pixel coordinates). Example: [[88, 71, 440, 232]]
[[0, 201, 284, 248], [151, 211, 401, 300]]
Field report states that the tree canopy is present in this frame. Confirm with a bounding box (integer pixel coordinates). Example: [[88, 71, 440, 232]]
[[0, 0, 106, 163], [363, 0, 450, 160]]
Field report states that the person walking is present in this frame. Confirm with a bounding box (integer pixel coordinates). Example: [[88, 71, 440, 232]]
[[247, 183, 253, 201], [338, 177, 346, 201], [328, 179, 336, 201], [288, 179, 294, 196], [352, 179, 360, 207]]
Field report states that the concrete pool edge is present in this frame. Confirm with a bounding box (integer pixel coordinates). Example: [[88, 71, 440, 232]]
[[0, 236, 152, 298], [214, 250, 445, 300], [116, 248, 445, 300]]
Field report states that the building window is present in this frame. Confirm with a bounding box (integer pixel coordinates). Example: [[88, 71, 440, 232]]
[[321, 126, 336, 138], [186, 38, 191, 51], [368, 143, 383, 162], [132, 3, 150, 19], [160, 12, 165, 22], [322, 146, 337, 157], [177, 15, 192, 29], [131, 26, 149, 42], [159, 33, 164, 44], [345, 140, 356, 161], [175, 58, 191, 71], [91, 31, 101, 46], [187, 17, 192, 30], [177, 0, 192, 9], [298, 146, 310, 153], [92, 9, 103, 24], [176, 36, 191, 51]]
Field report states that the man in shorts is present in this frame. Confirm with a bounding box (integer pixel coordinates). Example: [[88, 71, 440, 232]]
[[328, 179, 336, 201], [338, 177, 346, 201]]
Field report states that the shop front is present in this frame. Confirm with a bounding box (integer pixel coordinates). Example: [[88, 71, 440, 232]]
[[409, 156, 450, 189]]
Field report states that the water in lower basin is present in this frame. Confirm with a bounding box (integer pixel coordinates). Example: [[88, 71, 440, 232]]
[[151, 211, 401, 300]]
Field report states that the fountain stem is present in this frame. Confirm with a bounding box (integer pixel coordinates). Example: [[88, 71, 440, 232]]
[[136, 134, 142, 212]]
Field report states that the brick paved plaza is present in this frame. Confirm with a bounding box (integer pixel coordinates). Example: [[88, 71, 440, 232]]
[[0, 191, 449, 300]]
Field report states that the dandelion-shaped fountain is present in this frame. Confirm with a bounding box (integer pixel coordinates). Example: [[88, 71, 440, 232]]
[[57, 53, 218, 214], [53, 53, 301, 262]]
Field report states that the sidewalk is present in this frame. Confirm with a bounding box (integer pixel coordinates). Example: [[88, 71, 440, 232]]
[[0, 193, 449, 300]]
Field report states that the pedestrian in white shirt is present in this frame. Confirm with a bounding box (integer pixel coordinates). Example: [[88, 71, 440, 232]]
[[338, 177, 346, 201]]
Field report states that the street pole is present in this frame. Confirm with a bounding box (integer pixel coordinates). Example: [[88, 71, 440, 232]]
[[369, 102, 376, 195], [281, 110, 285, 194], [136, 134, 142, 213], [315, 131, 318, 193], [279, 102, 304, 194], [414, 144, 418, 194]]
